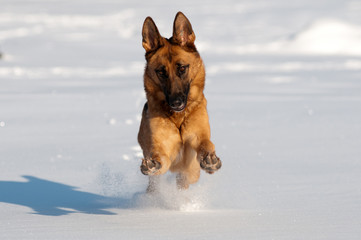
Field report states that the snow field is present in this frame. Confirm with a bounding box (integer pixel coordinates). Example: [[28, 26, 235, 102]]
[[1, 0, 361, 239]]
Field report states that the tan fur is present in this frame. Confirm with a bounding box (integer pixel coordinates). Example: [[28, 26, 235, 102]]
[[138, 12, 221, 190]]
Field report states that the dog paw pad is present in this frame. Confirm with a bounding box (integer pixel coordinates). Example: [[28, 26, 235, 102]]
[[200, 153, 222, 174], [140, 157, 161, 175]]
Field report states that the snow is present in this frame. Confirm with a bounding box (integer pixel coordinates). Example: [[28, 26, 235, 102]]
[[209, 18, 361, 56], [1, 0, 361, 239]]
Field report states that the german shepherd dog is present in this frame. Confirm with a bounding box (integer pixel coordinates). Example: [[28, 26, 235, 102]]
[[138, 12, 222, 191]]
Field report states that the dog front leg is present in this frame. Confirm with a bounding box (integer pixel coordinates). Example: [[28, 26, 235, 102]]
[[181, 109, 222, 174], [197, 139, 222, 174], [140, 118, 182, 176]]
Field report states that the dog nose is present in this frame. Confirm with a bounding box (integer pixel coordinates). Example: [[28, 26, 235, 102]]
[[168, 93, 186, 111]]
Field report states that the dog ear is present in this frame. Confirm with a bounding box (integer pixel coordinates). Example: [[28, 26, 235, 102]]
[[173, 12, 196, 47], [142, 17, 162, 52]]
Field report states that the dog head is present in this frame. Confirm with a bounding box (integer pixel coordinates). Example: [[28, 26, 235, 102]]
[[142, 12, 205, 112]]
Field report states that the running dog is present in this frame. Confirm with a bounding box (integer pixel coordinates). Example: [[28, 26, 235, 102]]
[[138, 12, 222, 191]]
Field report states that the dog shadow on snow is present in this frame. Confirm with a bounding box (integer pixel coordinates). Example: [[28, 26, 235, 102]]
[[0, 175, 143, 216]]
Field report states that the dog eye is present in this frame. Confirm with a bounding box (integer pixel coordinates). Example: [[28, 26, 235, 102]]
[[179, 66, 186, 73], [155, 67, 167, 79], [177, 64, 189, 75]]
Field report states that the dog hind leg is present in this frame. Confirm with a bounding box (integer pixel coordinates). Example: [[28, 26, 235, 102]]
[[175, 143, 200, 189]]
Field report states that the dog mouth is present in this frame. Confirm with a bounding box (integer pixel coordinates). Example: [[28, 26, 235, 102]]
[[167, 95, 187, 112], [170, 102, 186, 112]]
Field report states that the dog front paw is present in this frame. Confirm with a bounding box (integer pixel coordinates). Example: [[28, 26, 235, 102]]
[[200, 152, 222, 174], [140, 157, 161, 175]]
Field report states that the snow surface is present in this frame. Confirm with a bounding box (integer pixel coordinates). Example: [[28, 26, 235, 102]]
[[1, 0, 361, 239]]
